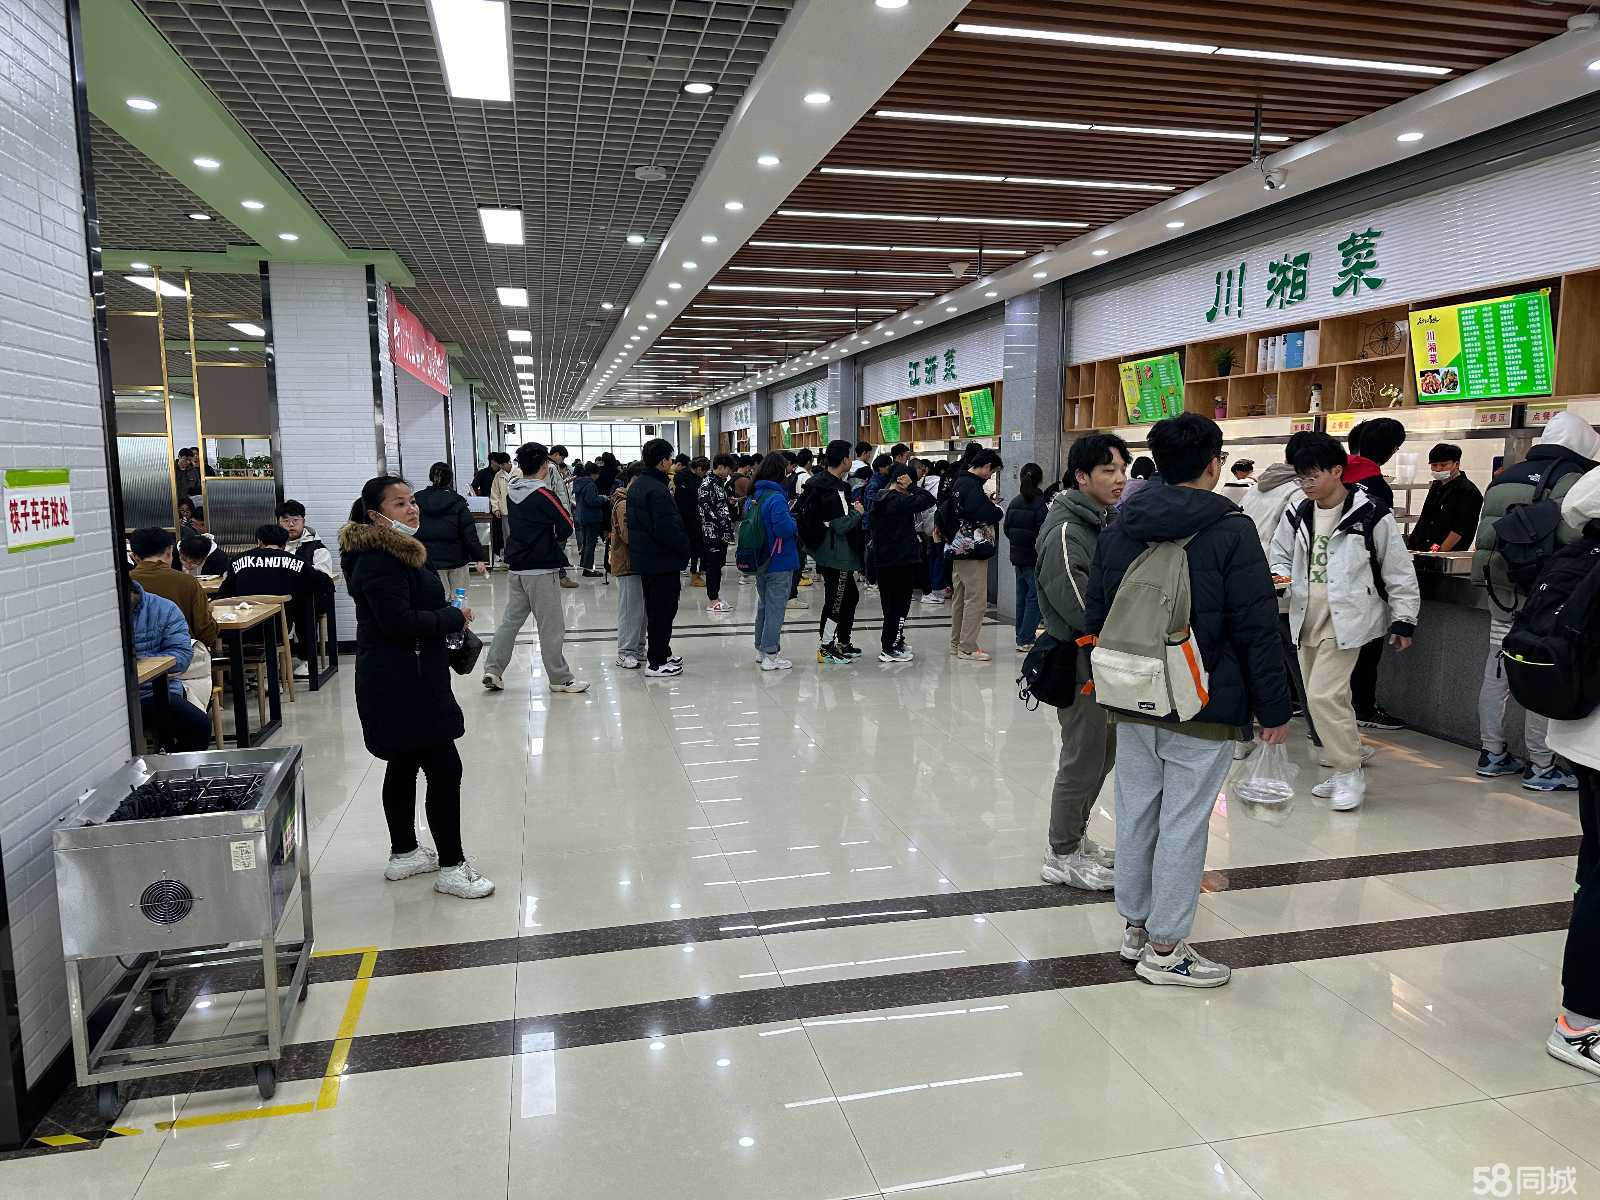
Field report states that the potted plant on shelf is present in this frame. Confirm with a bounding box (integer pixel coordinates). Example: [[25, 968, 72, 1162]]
[[1214, 345, 1237, 378]]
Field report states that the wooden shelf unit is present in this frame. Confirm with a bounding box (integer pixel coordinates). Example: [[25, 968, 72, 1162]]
[[858, 382, 1005, 451], [1064, 268, 1598, 434], [771, 414, 823, 450], [719, 429, 752, 455]]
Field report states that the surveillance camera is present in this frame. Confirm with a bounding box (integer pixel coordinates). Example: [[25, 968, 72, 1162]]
[[1261, 170, 1286, 192]]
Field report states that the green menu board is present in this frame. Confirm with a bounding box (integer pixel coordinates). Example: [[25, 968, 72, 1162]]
[[779, 421, 792, 448], [818, 414, 829, 444], [1118, 353, 1186, 424], [959, 387, 996, 437], [1409, 290, 1554, 404], [876, 406, 901, 443]]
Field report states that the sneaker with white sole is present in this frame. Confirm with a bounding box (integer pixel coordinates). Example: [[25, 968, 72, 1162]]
[[1120, 924, 1149, 963], [1329, 767, 1367, 811], [1079, 837, 1115, 869], [1039, 852, 1114, 891], [1476, 749, 1526, 778], [817, 642, 850, 665], [957, 648, 992, 662], [786, 596, 809, 609], [292, 658, 312, 680], [643, 661, 682, 677], [550, 679, 591, 694], [1319, 743, 1377, 769], [878, 647, 915, 663], [1547, 1015, 1600, 1078], [760, 655, 792, 671], [434, 861, 494, 899], [384, 846, 439, 881], [616, 655, 641, 669], [481, 671, 504, 691], [1135, 940, 1231, 987], [920, 594, 945, 605], [667, 655, 684, 667], [706, 600, 732, 613], [1523, 764, 1580, 792]]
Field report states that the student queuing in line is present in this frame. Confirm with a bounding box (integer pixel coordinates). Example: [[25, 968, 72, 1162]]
[[571, 462, 607, 577], [628, 438, 690, 677], [1002, 463, 1048, 653], [481, 442, 588, 696], [676, 455, 707, 588], [414, 462, 486, 596], [1342, 418, 1407, 732], [920, 460, 948, 604], [1472, 412, 1600, 789], [698, 454, 738, 613], [872, 462, 936, 661], [941, 448, 1005, 661], [1220, 458, 1255, 505], [1035, 434, 1128, 893], [1271, 432, 1420, 813], [547, 444, 579, 589], [804, 440, 866, 665], [749, 451, 801, 671], [1086, 413, 1291, 989], [1118, 455, 1155, 508], [609, 464, 646, 669]]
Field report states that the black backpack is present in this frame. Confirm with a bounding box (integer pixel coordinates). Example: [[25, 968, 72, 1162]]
[[1017, 632, 1084, 710], [794, 485, 829, 552], [1500, 537, 1600, 721], [1291, 497, 1390, 601], [1487, 463, 1586, 611]]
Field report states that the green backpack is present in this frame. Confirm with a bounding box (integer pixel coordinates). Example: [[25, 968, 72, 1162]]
[[1089, 533, 1210, 721], [735, 496, 770, 575]]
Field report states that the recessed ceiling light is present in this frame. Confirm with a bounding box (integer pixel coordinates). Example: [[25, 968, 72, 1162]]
[[1589, 59, 1600, 73], [626, 233, 646, 245], [478, 206, 524, 244], [278, 232, 299, 241], [629, 336, 640, 342], [124, 275, 186, 298], [192, 156, 221, 170], [803, 91, 831, 106], [1165, 220, 1185, 229], [497, 286, 528, 306], [1091, 248, 1109, 257], [913, 319, 924, 325], [508, 329, 532, 342], [875, 108, 1288, 144], [228, 345, 240, 352], [600, 301, 614, 310], [513, 354, 533, 364], [241, 199, 265, 210], [777, 207, 1087, 229], [945, 305, 958, 313], [1032, 270, 1047, 279], [129, 260, 150, 270], [645, 313, 657, 321], [700, 233, 719, 244], [228, 321, 266, 337], [984, 290, 997, 298], [682, 261, 699, 270], [724, 200, 744, 212], [188, 212, 211, 221], [683, 81, 716, 96], [1395, 130, 1424, 143], [654, 299, 669, 306], [756, 153, 781, 168], [427, 0, 512, 101], [125, 96, 158, 111]]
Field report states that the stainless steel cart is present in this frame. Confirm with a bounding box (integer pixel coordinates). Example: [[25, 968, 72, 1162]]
[[52, 747, 313, 1122]]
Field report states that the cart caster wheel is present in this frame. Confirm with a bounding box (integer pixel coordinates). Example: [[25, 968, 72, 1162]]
[[254, 1063, 276, 1100], [96, 1083, 122, 1124]]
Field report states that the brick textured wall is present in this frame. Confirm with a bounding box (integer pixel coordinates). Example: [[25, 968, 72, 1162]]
[[377, 283, 400, 475], [271, 263, 386, 635], [448, 382, 475, 488], [0, 0, 135, 1083]]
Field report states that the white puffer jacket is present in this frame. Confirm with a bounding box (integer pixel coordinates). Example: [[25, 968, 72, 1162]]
[[1547, 465, 1600, 772], [1270, 486, 1421, 650]]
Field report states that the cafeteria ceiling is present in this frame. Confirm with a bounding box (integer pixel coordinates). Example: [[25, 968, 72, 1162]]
[[83, 1, 1594, 418]]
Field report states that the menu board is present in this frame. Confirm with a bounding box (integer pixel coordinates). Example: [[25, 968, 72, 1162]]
[[1118, 353, 1186, 424], [1409, 290, 1554, 404], [959, 387, 996, 437], [779, 421, 792, 448], [818, 414, 829, 444], [876, 406, 901, 443]]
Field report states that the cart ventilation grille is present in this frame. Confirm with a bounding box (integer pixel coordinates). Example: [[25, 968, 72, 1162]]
[[138, 879, 194, 924]]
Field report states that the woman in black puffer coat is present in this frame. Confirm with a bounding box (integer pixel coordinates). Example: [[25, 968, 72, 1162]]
[[341, 475, 492, 900], [414, 462, 484, 596]]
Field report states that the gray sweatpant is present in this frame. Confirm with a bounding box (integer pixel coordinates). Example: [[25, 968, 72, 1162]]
[[1479, 615, 1552, 767], [485, 571, 574, 685], [1049, 698, 1115, 856], [1113, 722, 1236, 945], [616, 574, 645, 661]]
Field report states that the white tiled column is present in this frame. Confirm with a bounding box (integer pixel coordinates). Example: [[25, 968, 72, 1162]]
[[0, 0, 133, 1095], [449, 382, 475, 485], [995, 288, 1066, 619], [268, 263, 391, 633]]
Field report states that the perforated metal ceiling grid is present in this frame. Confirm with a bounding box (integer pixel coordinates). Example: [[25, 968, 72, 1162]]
[[130, 0, 795, 417], [91, 117, 250, 251]]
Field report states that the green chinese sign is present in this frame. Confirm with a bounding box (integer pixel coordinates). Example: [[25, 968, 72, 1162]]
[[959, 387, 995, 438], [876, 406, 901, 443], [1203, 228, 1385, 323], [1118, 353, 1185, 424], [787, 383, 824, 414], [907, 347, 958, 389]]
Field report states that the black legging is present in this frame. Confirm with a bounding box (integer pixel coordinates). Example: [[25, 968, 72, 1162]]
[[1564, 764, 1599, 1019], [1351, 636, 1384, 717], [383, 742, 464, 867], [878, 563, 917, 653], [702, 544, 727, 602], [818, 566, 859, 646]]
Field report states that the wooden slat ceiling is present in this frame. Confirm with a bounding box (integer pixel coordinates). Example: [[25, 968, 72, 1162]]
[[619, 0, 1583, 408]]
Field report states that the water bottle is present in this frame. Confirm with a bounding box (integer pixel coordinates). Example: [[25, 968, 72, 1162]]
[[446, 586, 466, 649]]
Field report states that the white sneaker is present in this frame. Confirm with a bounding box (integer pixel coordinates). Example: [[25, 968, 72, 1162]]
[[706, 600, 732, 613], [760, 655, 792, 671], [434, 861, 495, 899], [1079, 837, 1115, 868], [1547, 1015, 1600, 1078], [616, 655, 641, 669], [667, 655, 684, 667], [877, 647, 915, 663], [550, 679, 591, 694], [1119, 924, 1149, 963], [786, 596, 809, 609], [1233, 740, 1256, 761], [1136, 941, 1231, 987], [292, 658, 311, 680], [481, 671, 503, 691], [1040, 852, 1114, 891], [920, 594, 945, 605], [384, 846, 439, 881], [1319, 743, 1377, 769], [643, 661, 682, 677], [1329, 767, 1367, 811]]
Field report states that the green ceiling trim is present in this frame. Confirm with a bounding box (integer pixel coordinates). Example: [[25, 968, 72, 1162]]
[[85, 0, 414, 287], [101, 248, 414, 287]]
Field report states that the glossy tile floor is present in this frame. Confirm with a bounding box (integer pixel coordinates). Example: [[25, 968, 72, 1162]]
[[10, 572, 1597, 1199]]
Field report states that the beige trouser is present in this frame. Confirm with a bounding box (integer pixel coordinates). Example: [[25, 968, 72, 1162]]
[[436, 566, 470, 595], [1298, 638, 1363, 772], [949, 557, 989, 653]]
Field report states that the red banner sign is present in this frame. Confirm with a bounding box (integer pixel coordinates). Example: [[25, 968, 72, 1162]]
[[387, 287, 450, 394]]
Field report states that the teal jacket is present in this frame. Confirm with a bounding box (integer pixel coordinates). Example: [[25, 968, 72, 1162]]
[[803, 471, 863, 571]]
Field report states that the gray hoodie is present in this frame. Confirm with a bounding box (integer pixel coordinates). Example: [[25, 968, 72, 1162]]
[[1035, 487, 1111, 639]]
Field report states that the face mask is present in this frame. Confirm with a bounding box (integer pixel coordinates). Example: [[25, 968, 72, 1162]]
[[381, 514, 418, 538], [1430, 468, 1457, 483]]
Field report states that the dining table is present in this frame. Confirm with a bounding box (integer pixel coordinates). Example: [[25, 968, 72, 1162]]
[[210, 597, 284, 747]]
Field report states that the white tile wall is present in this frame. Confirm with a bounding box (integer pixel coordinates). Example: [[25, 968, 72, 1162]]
[[377, 282, 400, 475], [0, 0, 134, 1084], [395, 371, 448, 481], [861, 313, 1005, 407], [448, 383, 474, 488], [270, 263, 386, 635]]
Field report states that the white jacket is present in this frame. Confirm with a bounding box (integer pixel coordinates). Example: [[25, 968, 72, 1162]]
[[1547, 464, 1600, 771], [1270, 488, 1421, 650]]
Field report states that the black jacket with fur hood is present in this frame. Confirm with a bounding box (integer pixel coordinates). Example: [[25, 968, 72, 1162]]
[[339, 521, 466, 759]]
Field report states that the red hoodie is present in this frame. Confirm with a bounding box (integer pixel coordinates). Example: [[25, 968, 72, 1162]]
[[1342, 455, 1381, 486]]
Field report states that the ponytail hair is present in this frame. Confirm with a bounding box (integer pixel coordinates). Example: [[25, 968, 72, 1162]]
[[428, 461, 452, 489], [349, 474, 409, 524]]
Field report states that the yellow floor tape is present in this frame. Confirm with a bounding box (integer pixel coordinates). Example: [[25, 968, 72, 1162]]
[[80, 945, 381, 1141]]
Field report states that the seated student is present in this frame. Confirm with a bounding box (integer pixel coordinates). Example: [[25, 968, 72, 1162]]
[[1271, 432, 1420, 813], [276, 499, 333, 576], [221, 524, 333, 677], [179, 533, 231, 579], [1407, 442, 1484, 552], [128, 575, 212, 751], [128, 527, 218, 647]]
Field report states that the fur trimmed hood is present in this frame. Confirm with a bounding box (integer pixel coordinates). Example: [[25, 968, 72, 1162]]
[[338, 520, 428, 568]]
